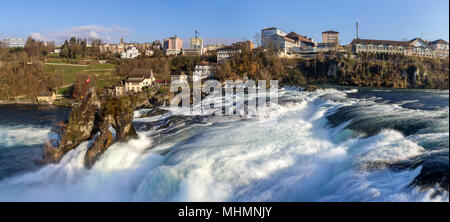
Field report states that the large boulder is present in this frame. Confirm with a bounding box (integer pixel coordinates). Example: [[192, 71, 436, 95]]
[[102, 95, 138, 141], [43, 88, 101, 163], [84, 128, 114, 169], [111, 111, 138, 141]]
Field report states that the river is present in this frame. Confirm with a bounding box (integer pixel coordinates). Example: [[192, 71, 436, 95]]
[[0, 87, 448, 201]]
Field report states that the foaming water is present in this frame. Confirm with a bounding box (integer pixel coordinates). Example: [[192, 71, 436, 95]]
[[0, 125, 51, 148], [0, 88, 448, 201]]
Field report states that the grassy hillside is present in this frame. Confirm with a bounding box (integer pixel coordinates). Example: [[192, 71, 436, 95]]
[[44, 62, 120, 89]]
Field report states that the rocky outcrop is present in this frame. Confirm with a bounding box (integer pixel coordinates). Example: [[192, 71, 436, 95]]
[[139, 108, 169, 118], [84, 119, 113, 169], [110, 111, 138, 141], [43, 88, 101, 163], [43, 85, 174, 168]]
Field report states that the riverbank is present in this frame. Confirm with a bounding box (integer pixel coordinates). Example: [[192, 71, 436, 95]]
[[0, 99, 77, 108]]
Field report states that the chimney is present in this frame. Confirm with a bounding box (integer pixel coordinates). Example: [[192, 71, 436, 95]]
[[356, 22, 359, 39]]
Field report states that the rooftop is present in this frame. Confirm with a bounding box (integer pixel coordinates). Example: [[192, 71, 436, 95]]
[[217, 45, 242, 51], [409, 38, 427, 43], [350, 38, 410, 46], [430, 39, 448, 44], [261, 27, 277, 31], [38, 91, 54, 97], [322, 30, 339, 34], [286, 32, 314, 43], [125, 69, 155, 82]]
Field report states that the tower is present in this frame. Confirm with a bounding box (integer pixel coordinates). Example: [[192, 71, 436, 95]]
[[356, 22, 359, 39]]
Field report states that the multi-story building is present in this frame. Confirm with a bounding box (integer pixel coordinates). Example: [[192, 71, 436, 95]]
[[204, 44, 226, 52], [163, 35, 183, 56], [190, 36, 203, 50], [409, 38, 428, 48], [182, 48, 202, 56], [351, 39, 413, 56], [231, 40, 254, 50], [429, 39, 449, 50], [193, 61, 217, 81], [322, 31, 339, 43], [429, 39, 449, 58], [286, 32, 315, 47], [121, 47, 140, 59], [217, 46, 242, 63], [99, 41, 140, 54], [350, 38, 449, 58], [261, 27, 314, 54], [115, 70, 156, 95], [261, 27, 287, 47], [1, 38, 25, 48]]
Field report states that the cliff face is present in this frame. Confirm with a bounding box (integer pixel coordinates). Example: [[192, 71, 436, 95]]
[[333, 56, 449, 89], [43, 85, 174, 168], [281, 55, 448, 89]]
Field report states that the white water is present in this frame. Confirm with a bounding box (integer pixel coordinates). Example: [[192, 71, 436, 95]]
[[0, 125, 52, 148], [0, 89, 447, 201]]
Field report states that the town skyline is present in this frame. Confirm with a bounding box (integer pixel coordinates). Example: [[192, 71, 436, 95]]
[[0, 0, 449, 45]]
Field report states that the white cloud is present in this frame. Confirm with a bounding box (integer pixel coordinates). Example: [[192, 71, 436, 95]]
[[30, 32, 46, 41], [30, 24, 132, 44], [89, 30, 100, 39]]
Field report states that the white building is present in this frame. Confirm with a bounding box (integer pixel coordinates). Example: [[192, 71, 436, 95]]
[[429, 39, 449, 58], [193, 61, 216, 81], [171, 71, 190, 83], [409, 38, 428, 48], [261, 27, 314, 54], [205, 44, 226, 52], [182, 48, 202, 56], [217, 46, 241, 63], [261, 27, 287, 47], [145, 49, 154, 56], [165, 49, 180, 56], [1, 38, 25, 48], [115, 70, 156, 95], [352, 38, 449, 58], [429, 39, 449, 50], [120, 47, 140, 59], [52, 48, 61, 54]]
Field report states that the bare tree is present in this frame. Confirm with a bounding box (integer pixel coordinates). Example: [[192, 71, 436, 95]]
[[253, 32, 261, 48]]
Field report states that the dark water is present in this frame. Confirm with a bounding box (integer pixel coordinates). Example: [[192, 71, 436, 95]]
[[0, 105, 69, 180], [326, 88, 449, 191]]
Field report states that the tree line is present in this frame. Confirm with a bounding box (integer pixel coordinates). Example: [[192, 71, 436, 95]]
[[0, 37, 63, 99], [113, 47, 448, 90]]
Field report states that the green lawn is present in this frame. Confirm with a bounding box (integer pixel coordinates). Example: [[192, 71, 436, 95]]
[[89, 63, 117, 69], [44, 62, 120, 89], [44, 64, 88, 84]]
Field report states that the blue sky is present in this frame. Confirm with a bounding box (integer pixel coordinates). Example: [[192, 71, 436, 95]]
[[0, 0, 448, 45]]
